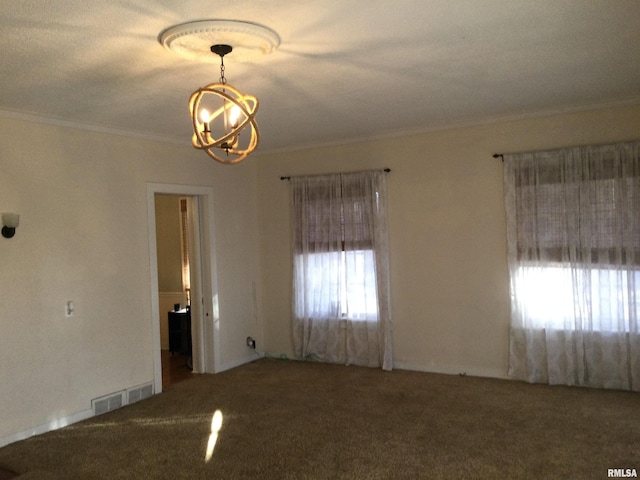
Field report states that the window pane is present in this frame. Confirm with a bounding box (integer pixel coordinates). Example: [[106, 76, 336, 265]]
[[294, 250, 378, 321], [344, 250, 378, 320], [515, 266, 637, 332]]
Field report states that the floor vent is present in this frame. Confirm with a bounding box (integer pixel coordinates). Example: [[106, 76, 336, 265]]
[[91, 391, 126, 416], [128, 383, 154, 404]]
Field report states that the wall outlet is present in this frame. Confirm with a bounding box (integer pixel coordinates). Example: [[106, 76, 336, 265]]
[[246, 336, 256, 349]]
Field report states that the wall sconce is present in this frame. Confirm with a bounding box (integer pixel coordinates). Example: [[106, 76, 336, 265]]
[[2, 213, 20, 238]]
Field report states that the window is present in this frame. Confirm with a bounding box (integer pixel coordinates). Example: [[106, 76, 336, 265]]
[[289, 170, 392, 369], [294, 249, 378, 320], [507, 150, 640, 333], [504, 141, 640, 390]]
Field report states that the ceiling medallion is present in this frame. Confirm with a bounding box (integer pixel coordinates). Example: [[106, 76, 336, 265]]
[[159, 20, 279, 164], [159, 19, 280, 63]]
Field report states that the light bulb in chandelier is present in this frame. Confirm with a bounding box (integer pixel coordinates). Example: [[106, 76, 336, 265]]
[[229, 105, 241, 129], [200, 109, 211, 133], [189, 44, 259, 165]]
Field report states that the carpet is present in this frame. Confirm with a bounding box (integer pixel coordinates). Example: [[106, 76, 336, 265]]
[[0, 358, 638, 479]]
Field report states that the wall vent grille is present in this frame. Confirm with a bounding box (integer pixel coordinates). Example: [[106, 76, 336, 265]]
[[128, 383, 154, 404], [91, 391, 126, 416]]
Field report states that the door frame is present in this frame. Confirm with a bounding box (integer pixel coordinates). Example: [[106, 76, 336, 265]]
[[147, 183, 221, 394]]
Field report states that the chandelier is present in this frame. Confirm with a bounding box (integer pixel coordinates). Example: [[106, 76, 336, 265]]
[[189, 44, 259, 164], [159, 20, 279, 165]]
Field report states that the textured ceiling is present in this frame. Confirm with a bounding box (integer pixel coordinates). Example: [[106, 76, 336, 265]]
[[1, 0, 640, 154]]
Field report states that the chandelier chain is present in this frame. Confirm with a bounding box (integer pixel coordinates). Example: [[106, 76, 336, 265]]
[[219, 57, 227, 85]]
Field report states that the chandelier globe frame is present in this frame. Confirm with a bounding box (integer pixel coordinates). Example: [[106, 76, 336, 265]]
[[159, 20, 279, 165], [188, 45, 259, 164]]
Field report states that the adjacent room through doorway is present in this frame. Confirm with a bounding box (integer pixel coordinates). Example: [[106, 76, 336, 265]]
[[154, 194, 194, 387], [147, 183, 220, 395]]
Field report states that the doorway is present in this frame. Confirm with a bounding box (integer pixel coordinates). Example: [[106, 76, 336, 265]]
[[147, 184, 221, 395], [155, 194, 193, 387]]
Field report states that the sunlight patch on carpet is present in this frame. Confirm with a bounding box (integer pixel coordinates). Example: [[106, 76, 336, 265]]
[[205, 410, 224, 463]]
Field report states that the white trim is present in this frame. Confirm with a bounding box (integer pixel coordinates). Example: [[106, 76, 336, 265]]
[[393, 361, 509, 381], [147, 183, 221, 396], [217, 353, 260, 373], [4, 96, 640, 158], [0, 108, 189, 145], [0, 381, 155, 447], [0, 409, 93, 448], [255, 96, 640, 156]]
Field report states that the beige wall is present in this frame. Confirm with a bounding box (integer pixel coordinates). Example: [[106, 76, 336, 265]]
[[0, 115, 261, 445], [255, 103, 640, 378], [154, 195, 183, 293], [2, 103, 639, 447]]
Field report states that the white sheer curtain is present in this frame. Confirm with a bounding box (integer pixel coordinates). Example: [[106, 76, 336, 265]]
[[290, 170, 392, 370], [504, 141, 640, 391]]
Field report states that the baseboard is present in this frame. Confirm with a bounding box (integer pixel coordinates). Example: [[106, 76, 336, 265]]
[[242, 354, 508, 380], [217, 351, 263, 373], [0, 408, 93, 448], [1, 381, 155, 449], [394, 361, 509, 380]]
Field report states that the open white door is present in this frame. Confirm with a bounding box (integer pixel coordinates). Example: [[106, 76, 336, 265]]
[[147, 183, 221, 394]]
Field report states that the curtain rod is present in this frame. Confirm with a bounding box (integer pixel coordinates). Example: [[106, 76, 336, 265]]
[[492, 139, 640, 162], [280, 168, 390, 181]]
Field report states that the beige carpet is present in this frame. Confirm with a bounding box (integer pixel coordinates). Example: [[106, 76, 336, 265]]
[[0, 358, 638, 479]]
